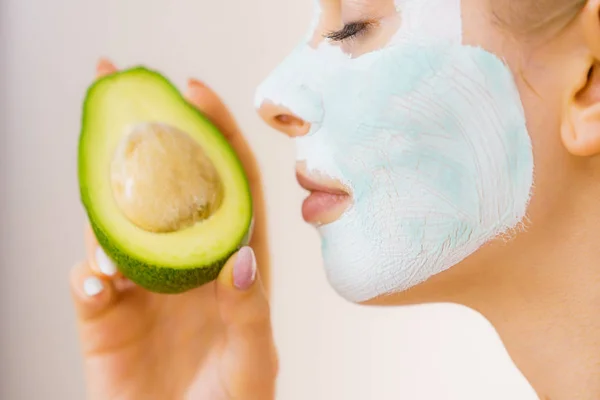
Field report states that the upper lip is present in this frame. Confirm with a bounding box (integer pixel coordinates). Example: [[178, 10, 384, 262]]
[[295, 171, 349, 195]]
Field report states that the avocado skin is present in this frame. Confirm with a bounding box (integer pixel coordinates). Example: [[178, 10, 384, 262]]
[[78, 66, 252, 294], [91, 220, 235, 293]]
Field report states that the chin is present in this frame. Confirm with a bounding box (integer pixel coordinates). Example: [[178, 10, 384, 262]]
[[327, 261, 472, 308], [320, 225, 507, 308], [356, 283, 445, 307], [313, 199, 516, 306], [315, 224, 473, 304]]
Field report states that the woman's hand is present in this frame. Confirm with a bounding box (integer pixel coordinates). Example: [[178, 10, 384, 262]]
[[69, 59, 277, 400]]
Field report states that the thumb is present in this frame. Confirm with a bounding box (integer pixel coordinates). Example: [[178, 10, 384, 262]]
[[215, 247, 278, 394], [216, 246, 271, 334]]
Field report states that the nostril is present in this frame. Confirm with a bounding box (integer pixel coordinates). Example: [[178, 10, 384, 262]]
[[275, 114, 304, 126], [273, 114, 310, 137], [257, 101, 311, 137]]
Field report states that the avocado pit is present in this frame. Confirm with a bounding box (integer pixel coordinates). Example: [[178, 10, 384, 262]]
[[110, 122, 223, 233]]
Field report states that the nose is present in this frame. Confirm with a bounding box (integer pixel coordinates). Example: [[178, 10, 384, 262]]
[[257, 101, 310, 138]]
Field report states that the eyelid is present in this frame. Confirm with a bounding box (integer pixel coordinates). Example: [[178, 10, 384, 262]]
[[324, 19, 377, 42]]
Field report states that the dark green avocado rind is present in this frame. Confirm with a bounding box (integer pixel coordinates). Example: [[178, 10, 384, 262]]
[[78, 66, 253, 294], [90, 220, 237, 293]]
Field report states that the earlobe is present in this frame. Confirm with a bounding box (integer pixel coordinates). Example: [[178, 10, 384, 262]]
[[562, 101, 600, 157]]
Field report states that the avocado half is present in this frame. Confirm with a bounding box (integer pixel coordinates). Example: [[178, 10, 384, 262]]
[[78, 66, 253, 294]]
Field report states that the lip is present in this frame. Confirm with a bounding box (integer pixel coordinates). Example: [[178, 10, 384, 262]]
[[295, 172, 349, 195], [295, 171, 351, 225]]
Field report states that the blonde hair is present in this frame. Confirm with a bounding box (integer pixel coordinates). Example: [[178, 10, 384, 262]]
[[493, 0, 587, 35]]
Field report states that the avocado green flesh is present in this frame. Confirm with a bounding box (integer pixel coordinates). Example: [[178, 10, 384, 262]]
[[78, 67, 253, 293]]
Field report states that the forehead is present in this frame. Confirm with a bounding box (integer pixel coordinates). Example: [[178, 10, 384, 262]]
[[315, 0, 463, 26], [338, 0, 394, 12], [314, 0, 398, 28], [318, 0, 393, 6], [317, 0, 461, 11], [317, 0, 395, 14]]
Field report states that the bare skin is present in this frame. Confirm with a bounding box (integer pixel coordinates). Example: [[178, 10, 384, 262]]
[[256, 0, 600, 399], [70, 60, 277, 400], [72, 0, 600, 399]]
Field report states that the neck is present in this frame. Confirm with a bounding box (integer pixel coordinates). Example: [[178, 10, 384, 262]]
[[366, 180, 600, 399], [469, 219, 600, 400]]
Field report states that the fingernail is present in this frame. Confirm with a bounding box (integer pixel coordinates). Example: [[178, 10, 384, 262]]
[[96, 58, 116, 74], [233, 246, 257, 291], [188, 78, 203, 86], [188, 78, 208, 93], [95, 247, 117, 276], [83, 276, 104, 297]]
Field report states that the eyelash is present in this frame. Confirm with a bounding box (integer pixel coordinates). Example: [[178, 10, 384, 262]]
[[325, 21, 374, 42]]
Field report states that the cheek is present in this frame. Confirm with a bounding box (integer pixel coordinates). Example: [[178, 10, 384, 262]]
[[511, 81, 573, 225], [307, 44, 535, 302], [460, 0, 492, 47], [316, 43, 533, 238], [457, 0, 561, 227]]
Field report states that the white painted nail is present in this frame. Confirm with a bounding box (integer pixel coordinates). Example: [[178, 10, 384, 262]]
[[96, 247, 117, 276], [83, 277, 104, 297]]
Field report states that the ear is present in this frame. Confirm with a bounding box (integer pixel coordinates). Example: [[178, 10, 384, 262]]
[[562, 0, 600, 157]]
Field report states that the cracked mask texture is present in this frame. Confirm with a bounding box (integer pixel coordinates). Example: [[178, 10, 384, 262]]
[[255, 0, 534, 303]]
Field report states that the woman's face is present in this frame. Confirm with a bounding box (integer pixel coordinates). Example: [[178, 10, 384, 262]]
[[255, 0, 584, 304]]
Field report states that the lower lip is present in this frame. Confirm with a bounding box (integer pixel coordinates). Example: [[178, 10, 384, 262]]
[[301, 191, 350, 224]]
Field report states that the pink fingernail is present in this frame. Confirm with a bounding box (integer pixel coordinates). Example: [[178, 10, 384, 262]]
[[233, 247, 257, 290]]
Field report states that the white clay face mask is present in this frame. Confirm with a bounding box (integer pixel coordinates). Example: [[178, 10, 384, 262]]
[[255, 0, 534, 303]]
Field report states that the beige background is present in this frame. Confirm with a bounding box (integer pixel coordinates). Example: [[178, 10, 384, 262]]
[[0, 0, 538, 399]]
